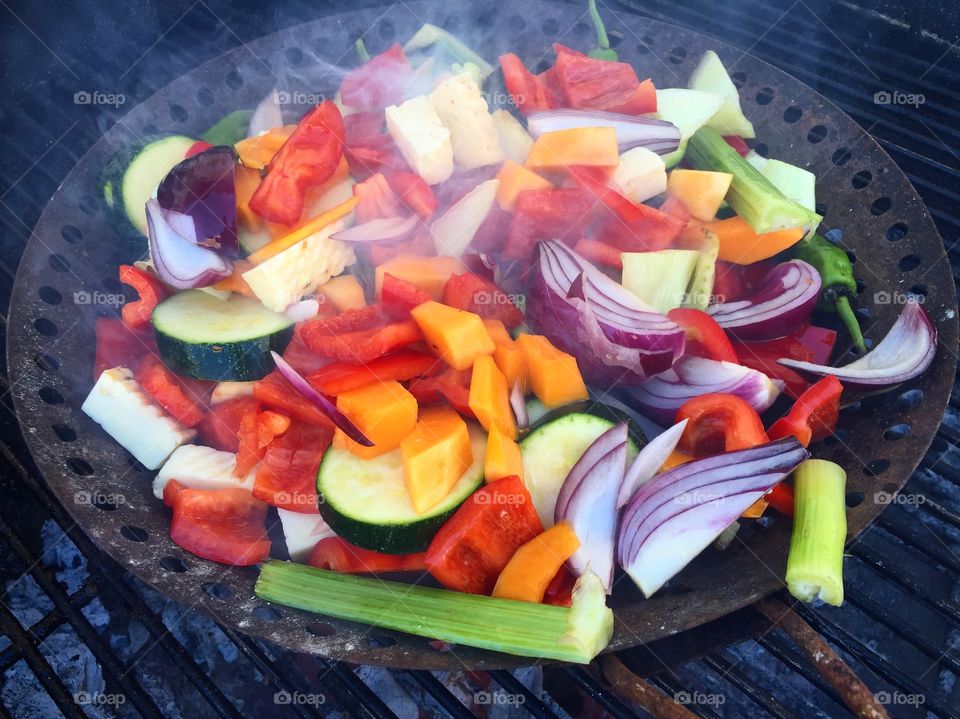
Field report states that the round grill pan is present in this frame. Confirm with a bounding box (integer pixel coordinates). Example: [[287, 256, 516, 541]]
[[7, 0, 957, 670]]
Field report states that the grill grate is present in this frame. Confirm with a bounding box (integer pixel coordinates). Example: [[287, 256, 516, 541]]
[[1, 0, 959, 717]]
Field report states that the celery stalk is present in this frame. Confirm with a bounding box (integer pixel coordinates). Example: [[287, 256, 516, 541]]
[[687, 127, 822, 235], [681, 230, 719, 310], [255, 561, 613, 663], [621, 250, 700, 313], [785, 460, 847, 606], [403, 24, 495, 80], [762, 159, 816, 213]]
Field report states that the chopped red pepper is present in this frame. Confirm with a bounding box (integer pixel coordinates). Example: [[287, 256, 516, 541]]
[[543, 564, 578, 607], [308, 536, 426, 573], [307, 350, 441, 395], [280, 327, 329, 375], [551, 43, 657, 115], [577, 178, 684, 252], [380, 273, 432, 318], [573, 238, 623, 269], [163, 480, 270, 566], [407, 368, 475, 419], [676, 393, 769, 456], [667, 308, 739, 364], [768, 376, 843, 448], [340, 44, 412, 111], [765, 483, 796, 517], [184, 140, 213, 158], [301, 316, 423, 364], [659, 196, 692, 223], [366, 231, 435, 266], [253, 421, 333, 512], [385, 169, 437, 219], [343, 110, 385, 143], [441, 273, 524, 329], [344, 134, 406, 179], [733, 325, 837, 400], [197, 396, 258, 452], [118, 264, 169, 329], [504, 189, 596, 261], [424, 476, 544, 594], [468, 204, 512, 256], [253, 371, 335, 428], [135, 354, 210, 427], [499, 53, 551, 116], [723, 135, 751, 156], [235, 406, 290, 477], [354, 172, 401, 223], [712, 260, 776, 303], [249, 101, 345, 225], [93, 317, 158, 380]]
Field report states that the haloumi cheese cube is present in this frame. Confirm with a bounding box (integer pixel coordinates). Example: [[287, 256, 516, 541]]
[[429, 73, 503, 170], [385, 96, 454, 185], [277, 508, 336, 562], [152, 444, 256, 499]]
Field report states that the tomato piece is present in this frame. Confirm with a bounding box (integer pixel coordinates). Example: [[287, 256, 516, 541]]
[[551, 45, 657, 114], [197, 396, 258, 452], [163, 479, 270, 566], [504, 189, 596, 261], [499, 53, 551, 116], [441, 273, 524, 329], [385, 169, 438, 219], [676, 393, 769, 456], [118, 264, 170, 329], [135, 355, 210, 427], [768, 376, 843, 447], [93, 317, 158, 380], [407, 368, 475, 419], [667, 308, 739, 363], [253, 421, 333, 512], [253, 371, 334, 428], [424, 476, 543, 594], [249, 101, 345, 225], [573, 238, 623, 269], [381, 273, 432, 318], [340, 44, 412, 111], [308, 536, 426, 573], [308, 350, 441, 395], [301, 318, 423, 363]]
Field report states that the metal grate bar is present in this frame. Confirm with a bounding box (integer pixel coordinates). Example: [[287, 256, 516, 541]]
[[754, 633, 850, 715], [702, 652, 799, 719], [404, 671, 474, 719], [875, 507, 960, 576], [563, 666, 638, 718], [0, 585, 95, 673], [317, 658, 399, 719], [649, 675, 720, 719], [489, 669, 561, 719]]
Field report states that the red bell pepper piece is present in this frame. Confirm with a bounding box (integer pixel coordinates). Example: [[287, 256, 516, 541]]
[[301, 317, 423, 364], [765, 484, 796, 517], [723, 135, 750, 156], [666, 308, 739, 363], [659, 196, 692, 223], [543, 564, 578, 607], [308, 536, 426, 573], [93, 317, 158, 380], [185, 140, 214, 158], [385, 169, 437, 219], [135, 355, 210, 427], [767, 376, 843, 448], [235, 406, 291, 477], [407, 368, 475, 419], [676, 393, 769, 456], [572, 238, 623, 269], [340, 44, 412, 111], [253, 421, 333, 512], [354, 172, 401, 223], [504, 189, 596, 261], [366, 231, 435, 266], [303, 305, 383, 333], [469, 204, 512, 256], [441, 273, 524, 329], [551, 43, 656, 115], [307, 350, 441, 395], [249, 101, 345, 225], [344, 134, 406, 179], [424, 475, 544, 594], [499, 53, 552, 116], [197, 396, 259, 453], [253, 371, 335, 428], [280, 327, 328, 375], [163, 480, 271, 566], [381, 273, 432, 318], [344, 110, 385, 143], [733, 325, 838, 400], [118, 264, 169, 329], [712, 260, 776, 303]]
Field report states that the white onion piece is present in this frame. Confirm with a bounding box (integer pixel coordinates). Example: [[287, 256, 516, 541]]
[[616, 419, 688, 509], [331, 215, 420, 243], [430, 179, 498, 257], [284, 298, 320, 322], [509, 382, 528, 430], [146, 199, 232, 290]]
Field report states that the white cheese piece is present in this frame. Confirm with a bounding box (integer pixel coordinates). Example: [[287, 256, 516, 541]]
[[242, 217, 355, 312], [385, 96, 454, 185], [81, 367, 195, 470], [152, 444, 256, 499], [492, 109, 534, 164], [277, 508, 336, 562], [429, 73, 503, 170], [210, 381, 255, 404], [611, 147, 667, 204]]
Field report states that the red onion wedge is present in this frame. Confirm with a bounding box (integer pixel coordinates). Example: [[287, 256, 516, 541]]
[[331, 215, 420, 243], [248, 88, 283, 137], [145, 199, 232, 289], [556, 423, 629, 593], [527, 110, 681, 155], [270, 351, 374, 446], [616, 419, 688, 509], [778, 298, 936, 389], [618, 438, 809, 597], [628, 356, 784, 424], [706, 260, 821, 340], [526, 241, 685, 385], [509, 382, 528, 430], [284, 298, 320, 322]]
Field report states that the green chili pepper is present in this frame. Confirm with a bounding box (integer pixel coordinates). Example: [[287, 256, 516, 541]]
[[791, 233, 865, 351], [355, 38, 370, 63], [587, 0, 618, 61]]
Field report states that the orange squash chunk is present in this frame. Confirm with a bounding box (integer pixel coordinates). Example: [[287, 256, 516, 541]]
[[401, 406, 473, 514], [468, 355, 516, 439], [525, 127, 618, 171], [410, 301, 495, 371], [516, 334, 588, 408], [333, 380, 418, 459], [484, 423, 524, 483], [318, 275, 366, 312], [495, 160, 553, 211], [235, 165, 263, 232], [483, 319, 527, 391], [492, 521, 580, 603], [374, 255, 468, 301]]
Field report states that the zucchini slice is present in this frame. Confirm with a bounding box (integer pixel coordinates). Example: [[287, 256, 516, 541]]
[[318, 425, 487, 553], [152, 290, 293, 381]]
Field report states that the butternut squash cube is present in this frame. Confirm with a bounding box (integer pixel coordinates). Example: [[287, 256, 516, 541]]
[[410, 301, 495, 371], [333, 380, 418, 459], [483, 319, 527, 391], [484, 423, 524, 483], [374, 254, 468, 301], [468, 355, 516, 439], [401, 407, 473, 514], [318, 274, 366, 312], [516, 334, 589, 408], [495, 160, 553, 211], [524, 127, 619, 171]]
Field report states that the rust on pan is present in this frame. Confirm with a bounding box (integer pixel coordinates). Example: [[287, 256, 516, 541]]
[[5, 0, 957, 669]]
